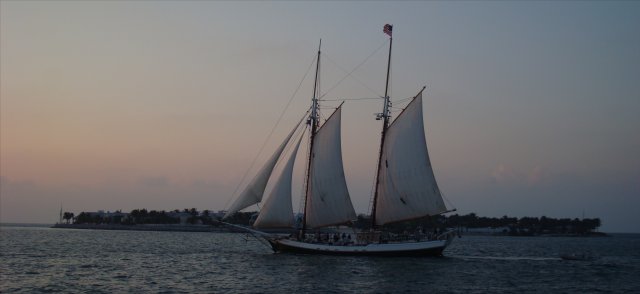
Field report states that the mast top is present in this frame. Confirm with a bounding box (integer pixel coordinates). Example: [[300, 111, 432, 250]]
[[383, 24, 393, 39]]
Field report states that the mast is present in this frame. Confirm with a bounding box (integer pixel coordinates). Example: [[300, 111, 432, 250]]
[[301, 39, 321, 234], [371, 25, 393, 229]]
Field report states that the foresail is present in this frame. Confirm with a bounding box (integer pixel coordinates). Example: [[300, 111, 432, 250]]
[[224, 123, 299, 219], [305, 107, 357, 228], [253, 135, 303, 228], [374, 93, 447, 226]]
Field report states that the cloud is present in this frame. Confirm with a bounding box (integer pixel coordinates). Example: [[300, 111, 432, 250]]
[[490, 164, 546, 187], [527, 166, 545, 186], [490, 164, 518, 184]]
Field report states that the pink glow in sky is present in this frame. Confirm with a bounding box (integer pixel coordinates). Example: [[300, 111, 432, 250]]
[[2, 1, 639, 232]]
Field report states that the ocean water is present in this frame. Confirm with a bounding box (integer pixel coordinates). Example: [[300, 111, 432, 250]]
[[1, 225, 639, 293]]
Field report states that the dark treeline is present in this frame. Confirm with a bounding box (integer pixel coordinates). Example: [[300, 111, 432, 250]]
[[68, 209, 602, 236], [352, 213, 602, 236], [223, 211, 253, 226], [227, 212, 602, 236], [72, 208, 221, 226]]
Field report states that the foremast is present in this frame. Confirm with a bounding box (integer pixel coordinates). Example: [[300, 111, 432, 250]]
[[371, 24, 393, 229], [301, 40, 322, 235]]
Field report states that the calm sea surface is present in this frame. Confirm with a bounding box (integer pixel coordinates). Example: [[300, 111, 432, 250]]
[[1, 225, 639, 293]]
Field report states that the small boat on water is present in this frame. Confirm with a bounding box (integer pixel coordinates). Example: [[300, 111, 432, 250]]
[[223, 24, 456, 256]]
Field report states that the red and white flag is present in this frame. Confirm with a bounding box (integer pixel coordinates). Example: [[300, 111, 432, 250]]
[[383, 24, 393, 37]]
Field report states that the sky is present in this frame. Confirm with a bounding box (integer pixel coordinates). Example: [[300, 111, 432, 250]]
[[1, 1, 639, 232]]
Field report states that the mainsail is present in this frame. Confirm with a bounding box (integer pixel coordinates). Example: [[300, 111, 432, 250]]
[[253, 135, 303, 228], [224, 123, 299, 218], [305, 107, 357, 228], [374, 93, 447, 226]]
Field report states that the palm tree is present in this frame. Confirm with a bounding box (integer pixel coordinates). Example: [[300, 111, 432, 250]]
[[62, 212, 74, 224]]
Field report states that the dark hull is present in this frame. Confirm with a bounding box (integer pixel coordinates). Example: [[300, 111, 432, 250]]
[[267, 240, 447, 257]]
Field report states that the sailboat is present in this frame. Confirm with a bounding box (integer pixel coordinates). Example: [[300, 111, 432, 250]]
[[223, 25, 456, 256]]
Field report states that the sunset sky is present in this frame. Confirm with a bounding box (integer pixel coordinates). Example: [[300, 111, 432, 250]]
[[2, 1, 638, 232]]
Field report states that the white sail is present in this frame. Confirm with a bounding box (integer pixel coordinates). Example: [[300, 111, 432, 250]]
[[224, 124, 299, 219], [253, 135, 303, 228], [374, 93, 447, 226], [305, 107, 356, 228]]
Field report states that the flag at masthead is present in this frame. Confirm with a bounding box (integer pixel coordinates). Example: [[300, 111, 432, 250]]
[[383, 24, 393, 37]]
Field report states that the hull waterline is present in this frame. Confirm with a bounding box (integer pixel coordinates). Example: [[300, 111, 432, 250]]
[[266, 236, 454, 257]]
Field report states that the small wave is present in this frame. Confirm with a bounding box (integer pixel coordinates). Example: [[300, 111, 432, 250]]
[[451, 255, 561, 261], [113, 274, 130, 279]]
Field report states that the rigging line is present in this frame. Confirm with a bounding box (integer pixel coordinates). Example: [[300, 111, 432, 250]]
[[393, 96, 413, 104], [440, 190, 457, 211], [385, 96, 414, 113], [320, 97, 383, 101], [321, 52, 381, 99], [387, 89, 427, 119], [318, 110, 327, 125], [317, 105, 341, 109], [318, 40, 388, 100], [243, 230, 273, 250], [317, 103, 343, 132], [224, 53, 318, 210]]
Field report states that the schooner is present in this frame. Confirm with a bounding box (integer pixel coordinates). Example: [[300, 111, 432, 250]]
[[223, 25, 456, 256]]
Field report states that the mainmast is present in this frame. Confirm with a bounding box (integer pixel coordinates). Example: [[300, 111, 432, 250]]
[[301, 39, 321, 234], [371, 24, 393, 229]]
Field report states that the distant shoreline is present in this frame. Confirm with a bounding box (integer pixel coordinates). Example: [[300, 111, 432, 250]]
[[50, 223, 237, 233], [45, 223, 610, 237], [0, 223, 618, 236]]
